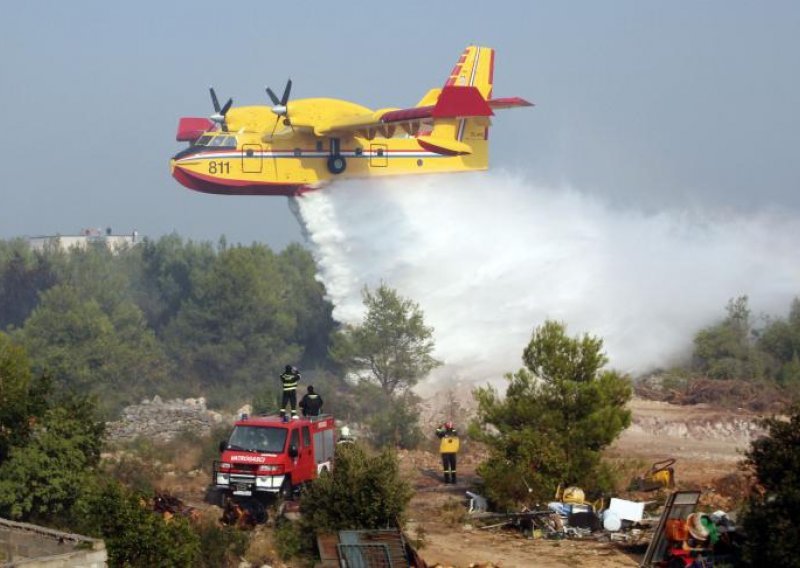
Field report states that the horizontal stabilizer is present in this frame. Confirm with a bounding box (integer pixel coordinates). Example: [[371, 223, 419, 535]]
[[488, 97, 534, 110], [416, 135, 473, 156]]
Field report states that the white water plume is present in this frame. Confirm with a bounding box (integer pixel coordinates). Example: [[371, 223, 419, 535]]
[[293, 172, 800, 386]]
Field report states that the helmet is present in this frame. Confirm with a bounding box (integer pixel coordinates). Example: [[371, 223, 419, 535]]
[[445, 421, 454, 430], [285, 365, 293, 373]]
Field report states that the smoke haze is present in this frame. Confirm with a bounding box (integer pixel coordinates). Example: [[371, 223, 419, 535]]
[[294, 172, 800, 385]]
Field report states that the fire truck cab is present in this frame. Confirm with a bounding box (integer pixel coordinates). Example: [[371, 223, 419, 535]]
[[213, 414, 335, 500]]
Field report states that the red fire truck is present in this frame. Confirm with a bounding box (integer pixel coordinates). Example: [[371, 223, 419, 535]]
[[212, 414, 336, 501]]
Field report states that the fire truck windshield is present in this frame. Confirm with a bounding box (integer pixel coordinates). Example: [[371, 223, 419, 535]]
[[227, 425, 287, 453]]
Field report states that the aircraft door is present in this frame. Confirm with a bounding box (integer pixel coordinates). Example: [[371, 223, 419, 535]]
[[242, 144, 262, 173], [370, 144, 388, 167]]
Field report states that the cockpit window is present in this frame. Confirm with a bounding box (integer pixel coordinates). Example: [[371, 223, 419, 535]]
[[208, 136, 237, 148], [194, 135, 213, 147]]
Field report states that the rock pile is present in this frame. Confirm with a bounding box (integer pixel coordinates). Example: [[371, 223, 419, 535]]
[[106, 396, 226, 442]]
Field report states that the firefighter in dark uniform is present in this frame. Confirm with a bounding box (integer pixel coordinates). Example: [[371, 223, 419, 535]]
[[279, 365, 300, 421], [436, 421, 460, 484], [299, 385, 324, 417]]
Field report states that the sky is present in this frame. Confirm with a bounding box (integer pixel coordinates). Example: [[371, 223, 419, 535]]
[[1, 1, 798, 248]]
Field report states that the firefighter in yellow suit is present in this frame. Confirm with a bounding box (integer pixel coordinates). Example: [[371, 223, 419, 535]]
[[436, 421, 460, 484]]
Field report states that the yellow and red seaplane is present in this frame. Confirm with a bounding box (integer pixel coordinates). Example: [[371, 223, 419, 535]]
[[171, 45, 532, 196]]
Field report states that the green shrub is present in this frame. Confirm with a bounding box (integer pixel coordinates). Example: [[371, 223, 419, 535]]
[[740, 405, 800, 567], [196, 517, 249, 568]]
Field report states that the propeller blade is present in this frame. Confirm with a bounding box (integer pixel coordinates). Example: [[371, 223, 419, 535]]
[[209, 87, 221, 113], [220, 98, 233, 116], [280, 79, 292, 106], [270, 115, 281, 139], [266, 87, 281, 107]]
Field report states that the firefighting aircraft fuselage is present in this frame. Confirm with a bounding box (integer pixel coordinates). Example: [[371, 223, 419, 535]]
[[170, 46, 532, 196]]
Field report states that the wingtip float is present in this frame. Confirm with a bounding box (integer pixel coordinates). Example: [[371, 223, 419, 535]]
[[170, 46, 533, 197]]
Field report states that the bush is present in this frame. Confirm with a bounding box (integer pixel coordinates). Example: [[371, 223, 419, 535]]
[[740, 405, 800, 567], [271, 444, 412, 563], [300, 443, 412, 532], [196, 517, 249, 568], [73, 480, 200, 567], [273, 518, 307, 561]]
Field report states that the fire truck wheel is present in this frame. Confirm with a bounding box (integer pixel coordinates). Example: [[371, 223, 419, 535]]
[[280, 477, 294, 500], [204, 486, 224, 507]]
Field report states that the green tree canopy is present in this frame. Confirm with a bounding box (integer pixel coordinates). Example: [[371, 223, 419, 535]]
[[18, 284, 169, 407], [163, 244, 303, 397], [330, 284, 440, 395], [693, 295, 767, 380], [472, 320, 631, 509], [0, 392, 105, 522], [0, 239, 61, 330], [0, 236, 336, 411], [0, 333, 48, 462], [72, 480, 201, 567], [132, 234, 217, 333], [740, 405, 800, 567], [278, 243, 335, 365], [758, 297, 800, 388]]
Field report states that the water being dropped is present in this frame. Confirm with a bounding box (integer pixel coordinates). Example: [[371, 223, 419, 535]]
[[293, 172, 800, 385]]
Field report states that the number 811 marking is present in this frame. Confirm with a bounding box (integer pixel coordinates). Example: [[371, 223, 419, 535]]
[[208, 161, 230, 174]]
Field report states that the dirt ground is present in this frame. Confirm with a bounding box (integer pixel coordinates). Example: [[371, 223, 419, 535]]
[[403, 397, 763, 568], [142, 397, 763, 567]]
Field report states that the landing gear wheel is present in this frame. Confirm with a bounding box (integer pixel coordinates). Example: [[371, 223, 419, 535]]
[[327, 155, 347, 174]]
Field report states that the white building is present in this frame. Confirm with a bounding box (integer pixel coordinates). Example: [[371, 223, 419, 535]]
[[27, 228, 141, 253]]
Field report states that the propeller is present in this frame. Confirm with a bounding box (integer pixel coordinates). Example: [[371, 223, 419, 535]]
[[209, 87, 233, 132], [266, 79, 293, 138]]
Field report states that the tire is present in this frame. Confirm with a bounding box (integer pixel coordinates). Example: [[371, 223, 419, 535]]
[[280, 476, 294, 501], [204, 486, 224, 507], [327, 155, 347, 174]]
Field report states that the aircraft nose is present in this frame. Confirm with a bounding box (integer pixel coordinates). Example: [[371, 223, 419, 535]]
[[172, 146, 202, 161]]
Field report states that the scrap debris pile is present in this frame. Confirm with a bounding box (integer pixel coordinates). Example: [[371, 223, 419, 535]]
[[467, 461, 743, 566]]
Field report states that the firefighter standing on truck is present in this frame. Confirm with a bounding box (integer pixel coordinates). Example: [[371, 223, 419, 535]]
[[279, 365, 301, 421], [436, 421, 460, 484], [299, 385, 323, 417]]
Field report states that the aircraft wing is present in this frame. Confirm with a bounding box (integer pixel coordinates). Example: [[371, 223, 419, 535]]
[[313, 86, 532, 137]]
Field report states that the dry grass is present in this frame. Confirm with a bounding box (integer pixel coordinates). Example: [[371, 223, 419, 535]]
[[244, 526, 282, 566]]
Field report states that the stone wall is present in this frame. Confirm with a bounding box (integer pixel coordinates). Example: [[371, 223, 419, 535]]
[[0, 518, 106, 567], [105, 396, 228, 443]]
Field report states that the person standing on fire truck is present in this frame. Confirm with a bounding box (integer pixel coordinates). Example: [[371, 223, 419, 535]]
[[436, 421, 460, 484], [279, 365, 301, 421], [299, 385, 324, 417]]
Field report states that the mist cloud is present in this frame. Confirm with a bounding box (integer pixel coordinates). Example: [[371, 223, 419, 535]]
[[295, 172, 800, 385]]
